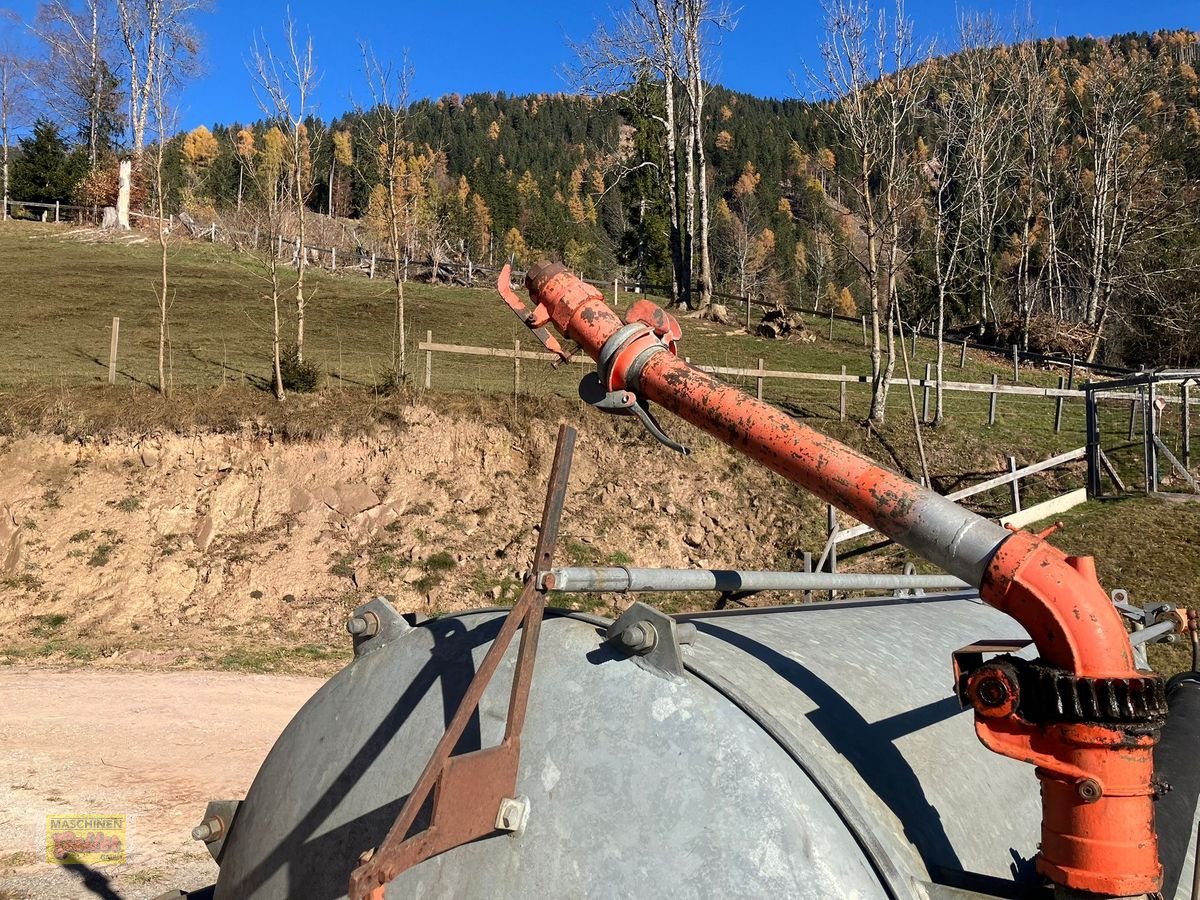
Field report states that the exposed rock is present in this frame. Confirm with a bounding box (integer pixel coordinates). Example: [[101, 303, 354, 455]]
[[194, 515, 216, 552], [152, 504, 193, 538], [0, 506, 21, 576], [334, 483, 379, 517], [684, 524, 706, 548], [289, 486, 316, 515]]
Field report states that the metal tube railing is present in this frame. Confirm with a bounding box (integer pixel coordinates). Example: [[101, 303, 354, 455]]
[[541, 567, 971, 594]]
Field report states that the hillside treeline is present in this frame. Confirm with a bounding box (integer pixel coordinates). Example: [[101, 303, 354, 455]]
[[4, 3, 1199, 375]]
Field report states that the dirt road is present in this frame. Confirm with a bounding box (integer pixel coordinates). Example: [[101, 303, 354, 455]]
[[0, 667, 323, 899]]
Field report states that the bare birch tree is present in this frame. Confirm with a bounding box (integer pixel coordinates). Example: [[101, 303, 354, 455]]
[[572, 0, 690, 304], [147, 34, 173, 395], [810, 0, 927, 423], [681, 0, 734, 313], [359, 44, 413, 380], [115, 0, 203, 160], [920, 79, 969, 424], [953, 12, 1015, 330], [1070, 41, 1170, 361], [1006, 32, 1066, 343], [250, 13, 320, 363], [32, 0, 122, 167], [239, 124, 289, 400]]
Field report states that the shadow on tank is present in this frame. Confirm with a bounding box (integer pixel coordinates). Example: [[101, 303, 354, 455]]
[[693, 620, 1039, 897], [219, 615, 504, 900]]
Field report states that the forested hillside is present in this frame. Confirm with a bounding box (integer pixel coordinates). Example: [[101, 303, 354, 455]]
[[6, 16, 1200, 370]]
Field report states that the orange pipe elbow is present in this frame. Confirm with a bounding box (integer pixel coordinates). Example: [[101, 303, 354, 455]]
[[514, 263, 1164, 897]]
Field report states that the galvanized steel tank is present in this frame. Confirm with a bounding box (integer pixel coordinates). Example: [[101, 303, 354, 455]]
[[209, 592, 1176, 899]]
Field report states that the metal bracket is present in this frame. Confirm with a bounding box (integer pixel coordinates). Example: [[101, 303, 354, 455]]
[[347, 596, 413, 658], [605, 601, 695, 680], [191, 799, 241, 865], [347, 425, 577, 900], [951, 639, 1032, 707]]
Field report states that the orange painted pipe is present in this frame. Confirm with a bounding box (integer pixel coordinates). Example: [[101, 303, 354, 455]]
[[518, 262, 1162, 897]]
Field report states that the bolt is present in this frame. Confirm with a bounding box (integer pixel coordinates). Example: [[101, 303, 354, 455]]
[[1077, 778, 1103, 802], [191, 816, 224, 843], [620, 622, 658, 654], [495, 795, 530, 833], [540, 573, 557, 591], [975, 677, 1010, 708], [346, 611, 379, 638]]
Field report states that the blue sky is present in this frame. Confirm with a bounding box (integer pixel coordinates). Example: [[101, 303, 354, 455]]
[[5, 0, 1199, 131]]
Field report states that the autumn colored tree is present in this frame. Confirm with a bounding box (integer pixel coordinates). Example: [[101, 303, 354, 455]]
[[328, 128, 351, 217]]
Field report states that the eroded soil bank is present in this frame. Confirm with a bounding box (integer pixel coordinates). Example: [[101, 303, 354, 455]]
[[0, 406, 819, 671]]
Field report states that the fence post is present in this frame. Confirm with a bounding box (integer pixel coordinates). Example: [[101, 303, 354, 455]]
[[988, 374, 999, 426], [828, 308, 834, 341], [840, 365, 847, 422], [369, 253, 376, 280], [756, 358, 764, 401], [614, 278, 620, 306], [1067, 354, 1077, 390], [1054, 376, 1066, 434], [210, 223, 217, 242], [253, 226, 259, 250], [55, 201, 60, 223], [107, 317, 120, 385], [1146, 382, 1159, 492], [425, 330, 432, 390], [860, 315, 867, 348], [802, 551, 813, 603], [826, 505, 838, 584], [910, 326, 918, 359], [1008, 456, 1022, 513], [1012, 345, 1019, 382], [745, 294, 751, 332], [403, 254, 409, 283], [1128, 394, 1139, 441], [922, 362, 932, 423], [331, 247, 337, 271], [959, 339, 967, 369], [513, 339, 521, 395], [1183, 382, 1192, 472]]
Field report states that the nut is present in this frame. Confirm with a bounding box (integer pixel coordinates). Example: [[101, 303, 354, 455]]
[[191, 816, 224, 843], [346, 611, 380, 638], [495, 795, 530, 834], [1077, 778, 1103, 803], [620, 622, 658, 654]]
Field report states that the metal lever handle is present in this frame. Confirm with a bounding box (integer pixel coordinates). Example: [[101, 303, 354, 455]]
[[578, 373, 689, 455], [497, 263, 571, 364]]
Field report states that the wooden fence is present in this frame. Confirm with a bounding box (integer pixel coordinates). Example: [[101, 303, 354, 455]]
[[417, 335, 1093, 432]]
